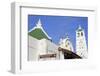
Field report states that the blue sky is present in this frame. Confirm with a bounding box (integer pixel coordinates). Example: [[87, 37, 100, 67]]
[[28, 15, 88, 52]]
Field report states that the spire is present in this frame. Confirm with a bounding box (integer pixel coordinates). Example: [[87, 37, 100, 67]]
[[76, 25, 83, 32], [66, 36, 69, 40], [78, 25, 82, 30], [36, 19, 42, 28], [65, 34, 69, 40]]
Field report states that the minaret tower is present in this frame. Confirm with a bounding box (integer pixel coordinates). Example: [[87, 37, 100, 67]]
[[76, 25, 88, 58]]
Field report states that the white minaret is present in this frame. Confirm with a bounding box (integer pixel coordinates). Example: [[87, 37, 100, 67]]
[[76, 25, 88, 58]]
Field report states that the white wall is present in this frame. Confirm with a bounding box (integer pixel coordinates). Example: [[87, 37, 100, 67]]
[[0, 0, 100, 76], [28, 37, 58, 61], [28, 36, 39, 61]]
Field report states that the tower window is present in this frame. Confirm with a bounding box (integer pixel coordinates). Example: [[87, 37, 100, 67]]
[[66, 44, 68, 47], [77, 32, 80, 37], [67, 42, 69, 45], [81, 32, 83, 36]]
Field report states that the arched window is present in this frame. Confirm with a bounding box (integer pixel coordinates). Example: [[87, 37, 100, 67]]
[[77, 32, 80, 37], [81, 32, 83, 36]]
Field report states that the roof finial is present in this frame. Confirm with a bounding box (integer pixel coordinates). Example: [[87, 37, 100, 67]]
[[36, 19, 42, 28], [78, 25, 82, 29], [66, 34, 69, 40]]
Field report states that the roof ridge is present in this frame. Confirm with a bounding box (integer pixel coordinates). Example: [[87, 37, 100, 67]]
[[29, 19, 52, 40]]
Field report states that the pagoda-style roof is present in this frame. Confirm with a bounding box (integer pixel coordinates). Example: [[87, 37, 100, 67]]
[[29, 28, 49, 40], [28, 19, 51, 40]]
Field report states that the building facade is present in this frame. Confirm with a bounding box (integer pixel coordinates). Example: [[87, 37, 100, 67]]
[[28, 19, 58, 61]]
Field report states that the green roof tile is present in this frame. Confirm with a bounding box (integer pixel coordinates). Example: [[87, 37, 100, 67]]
[[28, 28, 49, 40]]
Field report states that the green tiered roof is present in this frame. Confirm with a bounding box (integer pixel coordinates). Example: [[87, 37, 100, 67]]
[[28, 28, 49, 40], [28, 19, 51, 40]]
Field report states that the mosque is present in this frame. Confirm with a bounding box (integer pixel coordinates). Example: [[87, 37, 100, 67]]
[[28, 19, 88, 61]]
